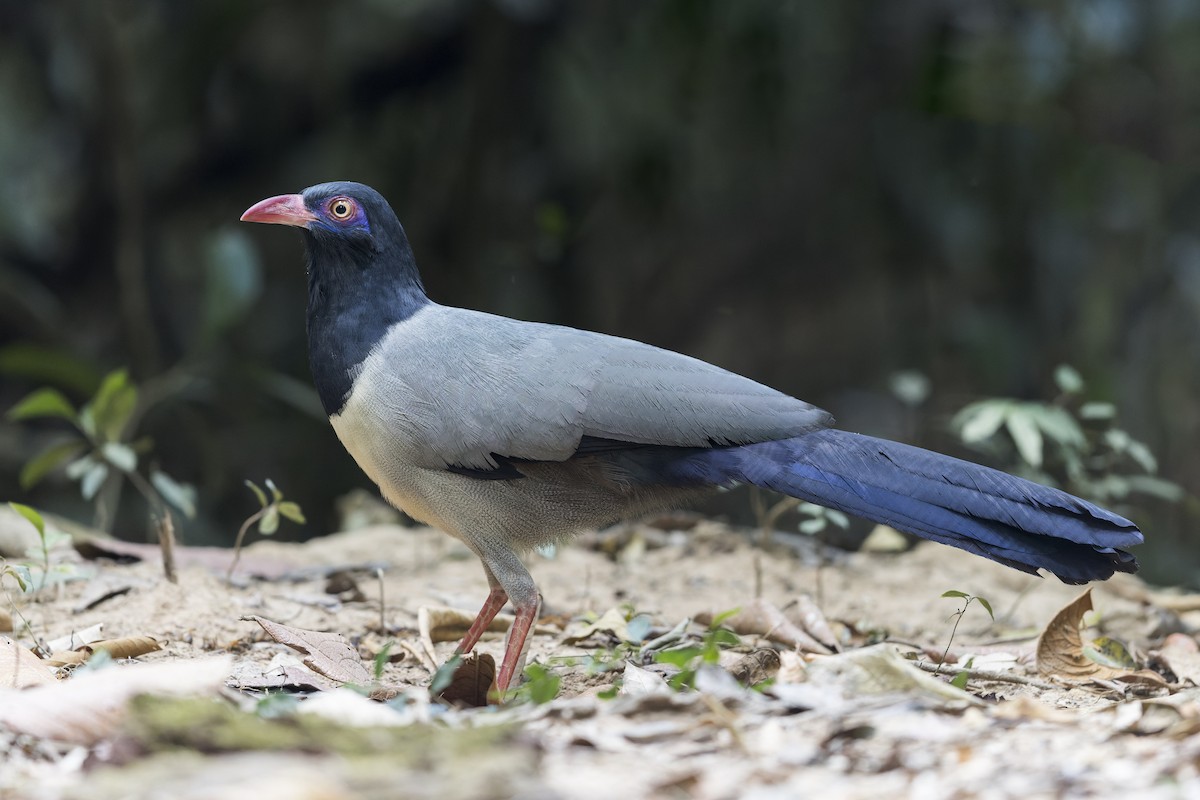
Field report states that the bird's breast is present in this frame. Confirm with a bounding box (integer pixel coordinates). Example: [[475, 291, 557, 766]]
[[328, 380, 448, 531]]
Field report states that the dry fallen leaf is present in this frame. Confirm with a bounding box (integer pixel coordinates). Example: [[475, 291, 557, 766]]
[[436, 652, 495, 707], [0, 636, 56, 688], [784, 594, 840, 651], [418, 605, 512, 644], [806, 644, 982, 708], [1036, 588, 1127, 681], [0, 656, 231, 744], [47, 636, 163, 668], [563, 607, 632, 645], [727, 648, 782, 685], [246, 615, 371, 685], [0, 608, 12, 633], [697, 599, 832, 654], [1159, 634, 1200, 686]]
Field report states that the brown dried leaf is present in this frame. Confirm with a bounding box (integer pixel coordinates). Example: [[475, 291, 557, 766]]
[[246, 615, 371, 685], [784, 594, 840, 652], [1159, 634, 1200, 686], [418, 605, 511, 645], [696, 599, 832, 654], [728, 648, 781, 685], [0, 608, 11, 633], [1036, 587, 1126, 681], [563, 607, 630, 645], [436, 652, 495, 707], [0, 636, 56, 688], [47, 636, 163, 668]]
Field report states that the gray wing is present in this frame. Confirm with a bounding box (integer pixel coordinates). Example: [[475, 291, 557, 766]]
[[349, 304, 833, 470]]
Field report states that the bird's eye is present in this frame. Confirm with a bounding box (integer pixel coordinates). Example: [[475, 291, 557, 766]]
[[328, 197, 356, 221]]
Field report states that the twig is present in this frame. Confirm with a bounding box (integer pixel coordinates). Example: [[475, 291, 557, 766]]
[[376, 567, 387, 633], [913, 660, 1056, 690], [226, 508, 266, 582], [156, 513, 177, 584]]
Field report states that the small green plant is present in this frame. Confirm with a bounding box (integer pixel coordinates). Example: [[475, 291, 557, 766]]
[[935, 589, 994, 683], [512, 663, 562, 705], [7, 369, 196, 529], [951, 364, 1183, 510], [6, 502, 74, 593], [654, 609, 742, 690], [227, 479, 305, 580], [796, 502, 850, 536]]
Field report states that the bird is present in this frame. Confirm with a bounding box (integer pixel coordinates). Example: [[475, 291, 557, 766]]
[[241, 181, 1143, 693]]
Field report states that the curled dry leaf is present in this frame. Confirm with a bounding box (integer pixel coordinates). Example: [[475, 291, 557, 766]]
[[1036, 588, 1127, 681], [784, 594, 840, 651], [418, 605, 512, 645], [0, 636, 56, 688], [47, 636, 163, 668], [246, 615, 371, 686], [0, 608, 11, 633], [436, 652, 495, 707], [696, 599, 832, 654]]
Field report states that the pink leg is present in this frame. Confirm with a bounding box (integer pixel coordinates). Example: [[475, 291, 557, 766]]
[[496, 596, 541, 693], [455, 585, 509, 655]]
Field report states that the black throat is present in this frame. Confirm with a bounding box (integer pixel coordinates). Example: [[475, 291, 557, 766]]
[[303, 229, 429, 416]]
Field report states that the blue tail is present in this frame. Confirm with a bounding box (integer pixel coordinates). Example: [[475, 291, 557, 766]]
[[659, 429, 1141, 583]]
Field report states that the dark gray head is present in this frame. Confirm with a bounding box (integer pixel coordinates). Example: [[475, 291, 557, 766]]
[[241, 181, 429, 415]]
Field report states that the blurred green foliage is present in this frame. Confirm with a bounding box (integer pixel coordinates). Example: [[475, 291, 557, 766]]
[[0, 1, 1198, 582]]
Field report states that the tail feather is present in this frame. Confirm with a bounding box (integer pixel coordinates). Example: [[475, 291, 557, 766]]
[[662, 429, 1142, 584]]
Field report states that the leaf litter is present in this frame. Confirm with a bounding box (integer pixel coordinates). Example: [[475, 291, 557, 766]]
[[0, 520, 1199, 797]]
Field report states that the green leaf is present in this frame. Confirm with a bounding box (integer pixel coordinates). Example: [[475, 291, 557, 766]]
[[1124, 439, 1158, 474], [258, 505, 280, 535], [941, 590, 969, 599], [7, 388, 77, 423], [265, 478, 283, 503], [625, 614, 652, 644], [654, 647, 703, 668], [1005, 408, 1043, 468], [429, 654, 463, 695], [889, 370, 931, 407], [825, 509, 850, 529], [3, 563, 33, 592], [975, 596, 994, 620], [203, 227, 264, 341], [709, 628, 741, 648], [0, 344, 103, 396], [8, 502, 45, 537], [1082, 636, 1138, 670], [957, 401, 1010, 444], [65, 454, 97, 480], [798, 517, 825, 535], [1026, 405, 1086, 450], [1054, 364, 1084, 395], [277, 501, 306, 525], [256, 692, 300, 719], [151, 470, 198, 519], [19, 440, 87, 489], [80, 462, 109, 500], [1123, 475, 1185, 503], [710, 607, 742, 628], [100, 442, 138, 472], [244, 480, 268, 508], [87, 369, 138, 442], [373, 641, 393, 682], [597, 685, 619, 700], [1079, 402, 1116, 421], [950, 670, 970, 690], [522, 664, 561, 704]]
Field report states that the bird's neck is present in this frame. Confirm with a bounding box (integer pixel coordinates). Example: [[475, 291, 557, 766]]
[[304, 248, 429, 417]]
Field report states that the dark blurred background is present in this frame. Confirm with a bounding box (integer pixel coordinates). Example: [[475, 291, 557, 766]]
[[2, 0, 1198, 584]]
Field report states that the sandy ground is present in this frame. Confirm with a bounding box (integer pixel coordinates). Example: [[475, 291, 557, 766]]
[[2, 513, 1198, 799]]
